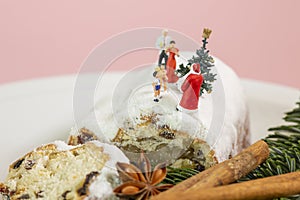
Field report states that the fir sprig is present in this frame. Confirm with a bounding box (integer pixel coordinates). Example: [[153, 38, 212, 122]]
[[241, 100, 300, 200], [162, 167, 199, 185], [163, 99, 300, 199], [243, 101, 300, 180]]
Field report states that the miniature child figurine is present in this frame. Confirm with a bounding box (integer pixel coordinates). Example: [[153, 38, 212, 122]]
[[166, 41, 179, 83], [152, 71, 161, 102], [155, 29, 171, 68], [155, 64, 168, 92], [177, 63, 203, 113]]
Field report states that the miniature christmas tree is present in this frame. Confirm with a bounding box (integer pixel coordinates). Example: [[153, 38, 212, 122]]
[[176, 28, 217, 95]]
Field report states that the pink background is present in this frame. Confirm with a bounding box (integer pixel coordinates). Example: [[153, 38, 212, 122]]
[[0, 0, 299, 88]]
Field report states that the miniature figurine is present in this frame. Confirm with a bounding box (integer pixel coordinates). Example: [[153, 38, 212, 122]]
[[155, 29, 171, 68], [177, 63, 203, 113], [166, 41, 179, 83], [155, 64, 168, 92], [152, 71, 161, 102]]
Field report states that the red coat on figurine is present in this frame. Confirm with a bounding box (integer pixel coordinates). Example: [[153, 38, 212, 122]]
[[166, 41, 179, 83], [177, 63, 203, 113]]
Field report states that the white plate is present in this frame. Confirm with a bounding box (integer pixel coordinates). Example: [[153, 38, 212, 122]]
[[0, 74, 299, 180]]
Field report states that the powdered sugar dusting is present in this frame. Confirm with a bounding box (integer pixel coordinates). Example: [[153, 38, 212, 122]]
[[70, 52, 249, 163], [86, 167, 117, 200], [52, 140, 78, 151]]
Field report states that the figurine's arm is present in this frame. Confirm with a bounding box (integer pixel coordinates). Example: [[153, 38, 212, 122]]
[[165, 36, 171, 47], [174, 48, 179, 56], [164, 74, 168, 81], [167, 48, 179, 56], [181, 76, 190, 92], [155, 37, 162, 49], [152, 82, 156, 91]]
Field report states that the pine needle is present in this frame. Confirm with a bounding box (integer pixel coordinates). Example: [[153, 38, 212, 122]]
[[163, 99, 300, 199], [241, 99, 300, 199]]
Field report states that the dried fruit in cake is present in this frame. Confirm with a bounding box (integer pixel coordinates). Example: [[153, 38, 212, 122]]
[[68, 127, 99, 146], [0, 141, 129, 200]]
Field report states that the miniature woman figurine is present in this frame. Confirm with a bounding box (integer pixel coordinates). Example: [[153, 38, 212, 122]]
[[177, 63, 203, 112], [166, 41, 179, 83], [152, 71, 161, 102]]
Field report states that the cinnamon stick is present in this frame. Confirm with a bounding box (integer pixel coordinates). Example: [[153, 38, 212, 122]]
[[152, 140, 269, 200], [177, 171, 300, 200]]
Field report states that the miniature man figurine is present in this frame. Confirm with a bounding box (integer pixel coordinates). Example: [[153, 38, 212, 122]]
[[177, 63, 203, 113], [152, 70, 161, 102], [166, 41, 179, 83], [155, 29, 171, 67], [155, 64, 168, 92]]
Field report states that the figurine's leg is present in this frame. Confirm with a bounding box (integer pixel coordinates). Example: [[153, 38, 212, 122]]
[[163, 83, 166, 92], [163, 53, 168, 69], [153, 90, 159, 102], [158, 51, 164, 66]]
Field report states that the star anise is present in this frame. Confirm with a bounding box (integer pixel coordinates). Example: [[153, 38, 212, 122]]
[[113, 153, 173, 200]]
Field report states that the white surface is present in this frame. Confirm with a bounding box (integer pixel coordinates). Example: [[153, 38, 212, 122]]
[[0, 75, 299, 181]]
